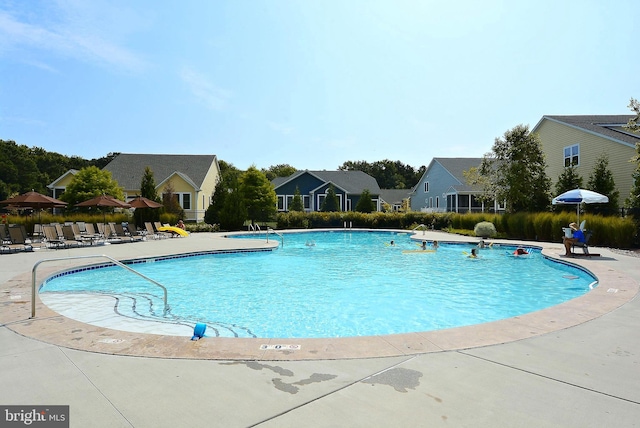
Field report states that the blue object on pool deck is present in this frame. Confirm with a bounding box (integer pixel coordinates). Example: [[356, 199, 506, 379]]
[[191, 323, 206, 341]]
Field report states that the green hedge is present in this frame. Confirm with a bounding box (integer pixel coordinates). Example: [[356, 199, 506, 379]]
[[275, 211, 637, 249]]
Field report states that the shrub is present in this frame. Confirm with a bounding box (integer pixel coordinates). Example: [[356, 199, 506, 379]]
[[473, 221, 497, 238]]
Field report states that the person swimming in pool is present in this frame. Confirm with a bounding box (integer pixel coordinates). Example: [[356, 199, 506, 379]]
[[432, 240, 439, 250], [514, 247, 529, 256], [420, 241, 427, 250], [468, 248, 479, 258]]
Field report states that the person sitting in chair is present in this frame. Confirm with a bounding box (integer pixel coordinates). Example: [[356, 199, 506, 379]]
[[563, 222, 585, 256]]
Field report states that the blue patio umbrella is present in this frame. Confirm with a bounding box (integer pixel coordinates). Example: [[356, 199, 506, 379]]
[[552, 188, 609, 225]]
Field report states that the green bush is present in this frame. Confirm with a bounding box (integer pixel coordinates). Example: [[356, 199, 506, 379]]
[[473, 221, 497, 238]]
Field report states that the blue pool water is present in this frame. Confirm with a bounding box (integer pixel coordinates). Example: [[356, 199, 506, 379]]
[[41, 231, 597, 338]]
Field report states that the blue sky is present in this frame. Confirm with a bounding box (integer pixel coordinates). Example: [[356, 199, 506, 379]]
[[1, 0, 637, 171]]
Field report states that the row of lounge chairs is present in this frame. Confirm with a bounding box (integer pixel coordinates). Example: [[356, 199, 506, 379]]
[[1, 221, 176, 253]]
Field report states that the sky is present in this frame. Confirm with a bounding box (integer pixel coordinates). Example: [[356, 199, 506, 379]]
[[1, 0, 637, 172]]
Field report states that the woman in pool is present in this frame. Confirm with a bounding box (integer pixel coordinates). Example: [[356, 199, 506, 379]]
[[514, 247, 529, 256], [468, 248, 479, 258]]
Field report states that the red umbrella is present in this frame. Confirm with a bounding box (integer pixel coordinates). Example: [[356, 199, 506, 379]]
[[128, 196, 163, 209]]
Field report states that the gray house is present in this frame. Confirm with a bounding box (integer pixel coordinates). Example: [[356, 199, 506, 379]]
[[272, 170, 381, 212], [410, 158, 504, 213]]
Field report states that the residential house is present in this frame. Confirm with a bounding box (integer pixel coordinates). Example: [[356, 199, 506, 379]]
[[532, 115, 638, 206], [272, 170, 382, 212], [49, 154, 221, 223], [379, 189, 412, 212], [48, 169, 78, 200], [410, 158, 503, 213]]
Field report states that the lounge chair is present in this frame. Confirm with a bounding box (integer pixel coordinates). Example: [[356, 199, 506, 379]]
[[41, 225, 65, 249], [61, 225, 82, 248], [147, 222, 170, 239], [8, 225, 34, 252], [1, 224, 31, 253], [111, 223, 141, 242], [125, 224, 146, 240]]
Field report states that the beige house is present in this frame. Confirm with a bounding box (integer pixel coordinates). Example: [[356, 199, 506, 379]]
[[48, 169, 78, 200], [532, 115, 639, 207], [49, 154, 221, 223]]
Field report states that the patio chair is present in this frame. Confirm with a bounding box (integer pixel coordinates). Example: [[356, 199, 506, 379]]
[[111, 223, 140, 242], [572, 230, 598, 257], [145, 222, 170, 239], [41, 225, 66, 249], [7, 225, 34, 252], [61, 225, 82, 248], [125, 223, 146, 241]]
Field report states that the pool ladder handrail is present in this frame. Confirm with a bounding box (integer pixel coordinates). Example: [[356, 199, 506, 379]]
[[412, 224, 428, 235], [31, 254, 168, 319], [266, 227, 284, 246]]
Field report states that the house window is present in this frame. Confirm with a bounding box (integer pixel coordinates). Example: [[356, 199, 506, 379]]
[[424, 182, 429, 192], [286, 195, 294, 210], [429, 197, 433, 208], [181, 193, 191, 210], [564, 144, 579, 167], [277, 195, 285, 211], [303, 195, 310, 210], [436, 197, 439, 208]]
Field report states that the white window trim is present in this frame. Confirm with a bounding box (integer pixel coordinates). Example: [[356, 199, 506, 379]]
[[563, 144, 580, 167]]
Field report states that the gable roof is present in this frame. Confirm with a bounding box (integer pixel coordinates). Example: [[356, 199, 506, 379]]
[[47, 169, 78, 188], [103, 154, 218, 190], [432, 158, 483, 183], [379, 189, 411, 205], [533, 115, 639, 148], [273, 170, 381, 194]]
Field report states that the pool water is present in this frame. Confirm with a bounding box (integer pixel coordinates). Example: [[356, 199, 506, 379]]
[[41, 231, 597, 338]]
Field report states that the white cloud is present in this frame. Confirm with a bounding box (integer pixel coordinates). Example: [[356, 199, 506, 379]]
[[180, 67, 231, 111], [0, 5, 148, 73]]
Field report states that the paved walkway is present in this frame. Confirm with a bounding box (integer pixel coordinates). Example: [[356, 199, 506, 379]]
[[1, 231, 639, 427]]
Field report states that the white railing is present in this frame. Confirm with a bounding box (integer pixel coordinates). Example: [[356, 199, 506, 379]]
[[412, 224, 428, 235], [266, 228, 284, 246], [32, 254, 168, 318]]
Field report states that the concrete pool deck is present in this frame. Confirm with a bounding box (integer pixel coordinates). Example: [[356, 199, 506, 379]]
[[1, 230, 639, 426]]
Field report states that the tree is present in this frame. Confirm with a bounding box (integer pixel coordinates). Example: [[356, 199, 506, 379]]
[[262, 164, 297, 181], [321, 185, 340, 212], [625, 97, 639, 133], [205, 162, 242, 225], [355, 189, 375, 213], [161, 180, 184, 219], [553, 165, 583, 213], [60, 166, 124, 207], [140, 167, 160, 201], [289, 186, 304, 212], [134, 167, 161, 226], [478, 124, 551, 213], [585, 153, 619, 215], [339, 159, 425, 189], [624, 97, 640, 213], [239, 165, 277, 224], [218, 185, 247, 231]]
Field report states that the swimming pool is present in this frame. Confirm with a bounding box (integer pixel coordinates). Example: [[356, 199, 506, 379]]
[[40, 230, 597, 338]]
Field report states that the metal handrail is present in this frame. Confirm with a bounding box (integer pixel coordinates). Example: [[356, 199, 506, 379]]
[[412, 224, 427, 235], [266, 228, 284, 246], [32, 254, 168, 318]]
